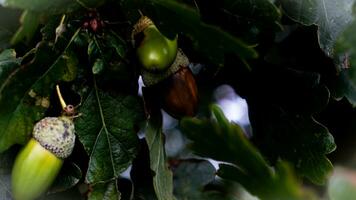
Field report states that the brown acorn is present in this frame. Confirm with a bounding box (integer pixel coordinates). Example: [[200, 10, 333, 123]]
[[142, 50, 198, 119], [160, 66, 198, 118]]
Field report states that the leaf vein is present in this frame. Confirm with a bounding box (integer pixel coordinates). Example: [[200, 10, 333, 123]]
[[93, 78, 118, 177]]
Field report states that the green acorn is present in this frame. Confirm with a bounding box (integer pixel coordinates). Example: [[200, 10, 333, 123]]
[[12, 85, 76, 200], [133, 16, 178, 72]]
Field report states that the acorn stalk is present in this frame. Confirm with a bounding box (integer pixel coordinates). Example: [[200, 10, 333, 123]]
[[12, 85, 76, 200]]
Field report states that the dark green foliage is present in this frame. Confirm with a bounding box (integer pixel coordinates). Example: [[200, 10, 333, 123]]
[[1, 0, 356, 199]]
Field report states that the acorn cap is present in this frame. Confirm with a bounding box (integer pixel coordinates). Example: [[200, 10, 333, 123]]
[[132, 16, 154, 42], [141, 49, 189, 87], [33, 116, 75, 159]]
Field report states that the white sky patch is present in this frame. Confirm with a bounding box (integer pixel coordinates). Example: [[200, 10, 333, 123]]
[[137, 75, 144, 96], [217, 98, 250, 126], [214, 85, 250, 126], [120, 165, 132, 179], [162, 110, 178, 130]]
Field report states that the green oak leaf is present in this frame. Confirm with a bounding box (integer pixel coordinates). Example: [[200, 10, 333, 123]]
[[153, 0, 257, 64], [280, 0, 355, 56], [173, 0, 281, 45], [75, 86, 143, 184], [87, 31, 129, 81], [331, 6, 356, 106], [48, 163, 82, 194], [174, 159, 216, 199], [145, 114, 176, 200], [0, 7, 19, 50], [280, 0, 356, 106], [0, 28, 12, 51], [240, 65, 336, 184], [10, 10, 40, 45], [145, 0, 258, 66], [130, 139, 158, 200], [88, 38, 99, 61], [332, 69, 356, 106], [174, 159, 237, 200], [218, 162, 313, 200], [88, 181, 120, 200], [94, 31, 127, 61], [222, 0, 282, 30], [105, 31, 126, 60], [0, 6, 21, 33], [248, 87, 336, 185], [180, 105, 313, 200], [92, 58, 104, 75], [2, 0, 104, 14], [0, 30, 80, 152]]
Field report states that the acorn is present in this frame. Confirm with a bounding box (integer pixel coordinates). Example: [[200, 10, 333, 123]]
[[132, 16, 178, 72], [132, 17, 197, 118], [160, 66, 198, 118], [142, 49, 198, 119], [12, 85, 76, 200]]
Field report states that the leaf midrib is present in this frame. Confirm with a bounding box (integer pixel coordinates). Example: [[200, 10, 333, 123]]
[[93, 78, 117, 178]]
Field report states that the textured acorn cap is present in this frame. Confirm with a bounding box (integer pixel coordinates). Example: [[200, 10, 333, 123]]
[[132, 16, 154, 40], [33, 117, 75, 159], [141, 49, 189, 87]]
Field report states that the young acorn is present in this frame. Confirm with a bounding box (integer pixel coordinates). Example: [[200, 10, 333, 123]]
[[12, 85, 76, 200], [132, 16, 178, 73], [132, 16, 198, 118]]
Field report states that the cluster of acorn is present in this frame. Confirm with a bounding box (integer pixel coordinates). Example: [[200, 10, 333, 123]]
[[10, 16, 198, 200], [133, 16, 198, 119]]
